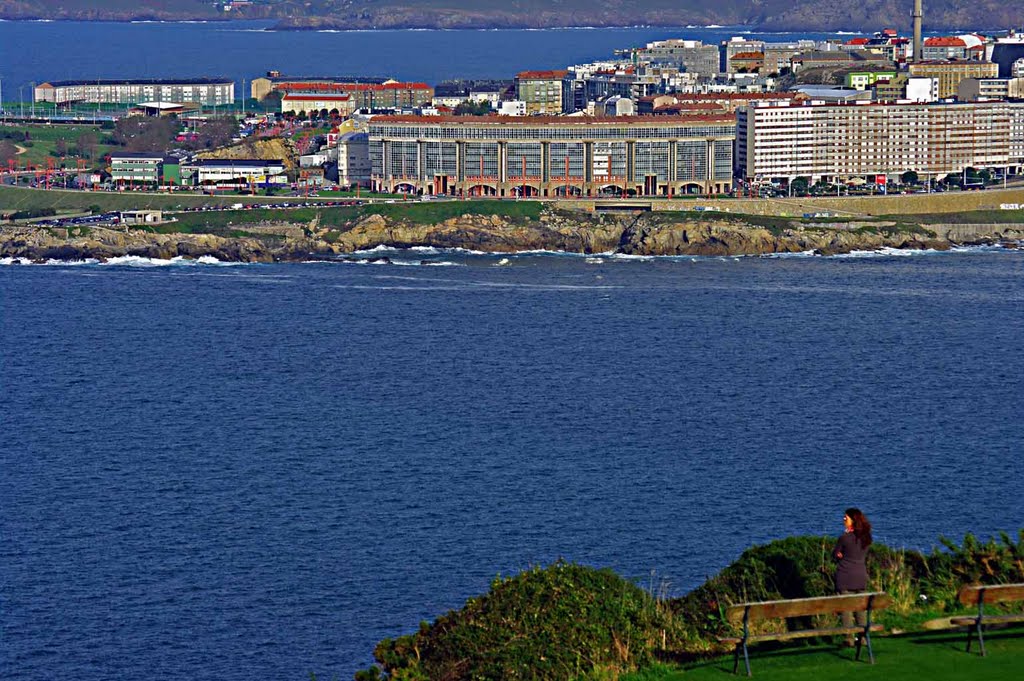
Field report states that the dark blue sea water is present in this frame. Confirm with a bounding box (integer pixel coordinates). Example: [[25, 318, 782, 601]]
[[2, 248, 1023, 679], [0, 20, 891, 100]]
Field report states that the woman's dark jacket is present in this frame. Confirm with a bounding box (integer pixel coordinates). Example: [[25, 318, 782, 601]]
[[833, 532, 869, 592]]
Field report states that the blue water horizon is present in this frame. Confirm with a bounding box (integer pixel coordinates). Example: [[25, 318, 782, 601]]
[[0, 20, 937, 100], [2, 248, 1023, 679]]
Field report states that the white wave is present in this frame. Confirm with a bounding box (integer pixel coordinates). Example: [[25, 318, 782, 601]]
[[351, 244, 397, 254], [351, 245, 491, 256], [758, 250, 818, 259], [830, 247, 943, 259], [608, 253, 656, 261], [100, 255, 246, 267], [193, 255, 244, 266], [1, 256, 100, 266]]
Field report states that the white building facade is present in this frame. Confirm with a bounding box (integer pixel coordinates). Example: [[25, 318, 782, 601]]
[[34, 79, 235, 106], [736, 101, 1024, 183]]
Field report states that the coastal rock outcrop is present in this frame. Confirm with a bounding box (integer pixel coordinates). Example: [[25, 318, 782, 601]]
[[2, 210, 1020, 264]]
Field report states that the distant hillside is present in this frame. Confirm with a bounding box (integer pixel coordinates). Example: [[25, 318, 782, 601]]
[[0, 0, 1019, 32]]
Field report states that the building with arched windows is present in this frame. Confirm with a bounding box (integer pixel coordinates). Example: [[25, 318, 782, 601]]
[[368, 115, 736, 197]]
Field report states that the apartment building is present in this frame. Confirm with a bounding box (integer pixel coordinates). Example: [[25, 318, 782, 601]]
[[250, 74, 387, 100], [922, 36, 986, 62], [252, 76, 433, 110], [35, 79, 235, 106], [908, 61, 999, 99], [281, 92, 355, 116], [109, 153, 166, 185], [368, 114, 736, 197], [844, 69, 899, 90], [736, 101, 1024, 184], [637, 92, 805, 115], [515, 71, 569, 115], [337, 132, 371, 188], [958, 77, 1024, 101], [631, 39, 720, 76], [721, 38, 765, 73]]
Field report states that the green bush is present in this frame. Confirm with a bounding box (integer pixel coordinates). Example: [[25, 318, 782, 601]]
[[360, 561, 687, 681], [920, 531, 1024, 611]]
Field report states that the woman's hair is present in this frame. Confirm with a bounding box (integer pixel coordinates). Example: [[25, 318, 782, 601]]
[[845, 507, 873, 548]]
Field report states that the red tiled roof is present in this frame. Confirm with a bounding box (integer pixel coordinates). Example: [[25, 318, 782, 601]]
[[515, 70, 569, 80], [925, 37, 968, 47], [282, 94, 351, 101], [653, 103, 725, 112], [675, 92, 802, 101], [276, 82, 432, 92], [731, 52, 765, 60], [371, 113, 734, 125]]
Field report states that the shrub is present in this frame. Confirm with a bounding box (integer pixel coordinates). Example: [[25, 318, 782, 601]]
[[360, 561, 687, 681], [920, 531, 1024, 610]]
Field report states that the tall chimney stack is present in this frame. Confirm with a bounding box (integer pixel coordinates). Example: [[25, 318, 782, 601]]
[[913, 0, 923, 62]]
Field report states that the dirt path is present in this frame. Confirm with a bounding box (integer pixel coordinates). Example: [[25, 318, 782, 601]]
[[14, 144, 27, 155]]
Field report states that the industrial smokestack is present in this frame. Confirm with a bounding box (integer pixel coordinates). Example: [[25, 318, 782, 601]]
[[913, 0, 923, 63]]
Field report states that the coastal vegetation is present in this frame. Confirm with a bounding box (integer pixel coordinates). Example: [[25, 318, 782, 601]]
[[354, 531, 1023, 680]]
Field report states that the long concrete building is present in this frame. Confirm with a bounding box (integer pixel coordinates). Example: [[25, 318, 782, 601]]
[[368, 115, 736, 197], [251, 76, 433, 110], [34, 78, 235, 106], [736, 100, 1024, 184]]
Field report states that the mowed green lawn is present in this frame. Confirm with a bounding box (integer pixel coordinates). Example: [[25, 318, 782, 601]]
[[0, 186, 317, 213], [627, 632, 1024, 681]]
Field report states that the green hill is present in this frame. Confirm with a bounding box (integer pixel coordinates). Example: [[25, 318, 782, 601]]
[[0, 0, 1019, 32]]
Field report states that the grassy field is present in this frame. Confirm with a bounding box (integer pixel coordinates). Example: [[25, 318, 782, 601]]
[[625, 631, 1024, 681], [0, 186, 324, 213], [361, 199, 543, 224], [1, 123, 117, 167], [886, 209, 1024, 224], [154, 200, 542, 233]]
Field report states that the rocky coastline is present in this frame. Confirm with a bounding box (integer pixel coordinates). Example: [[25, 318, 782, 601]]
[[3, 211, 1022, 264]]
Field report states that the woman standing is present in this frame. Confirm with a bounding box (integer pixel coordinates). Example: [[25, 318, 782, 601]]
[[833, 508, 873, 643]]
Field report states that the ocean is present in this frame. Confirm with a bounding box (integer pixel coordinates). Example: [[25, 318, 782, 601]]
[[1, 20, 866, 99], [2, 247, 1023, 679]]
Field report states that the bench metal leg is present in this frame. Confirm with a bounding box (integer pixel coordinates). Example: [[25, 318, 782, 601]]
[[732, 644, 739, 674], [742, 640, 751, 677], [857, 595, 875, 663], [966, 623, 974, 653], [977, 622, 987, 657]]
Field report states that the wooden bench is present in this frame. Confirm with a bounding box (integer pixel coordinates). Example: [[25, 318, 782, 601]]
[[719, 592, 892, 676], [950, 583, 1024, 656]]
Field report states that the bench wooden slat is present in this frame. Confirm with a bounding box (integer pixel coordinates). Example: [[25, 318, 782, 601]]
[[951, 614, 1024, 626], [748, 624, 884, 643], [725, 592, 892, 624], [719, 624, 883, 645], [957, 583, 1024, 606]]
